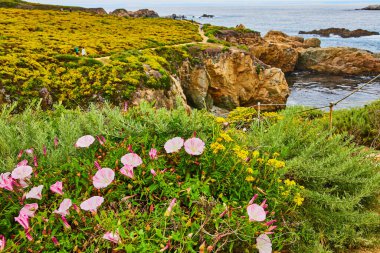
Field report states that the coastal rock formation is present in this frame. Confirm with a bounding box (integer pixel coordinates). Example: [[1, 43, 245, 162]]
[[86, 8, 107, 15], [178, 48, 289, 110], [299, 28, 379, 38], [360, 5, 380, 10], [214, 29, 263, 45], [296, 47, 380, 75], [304, 38, 321, 48], [109, 8, 159, 18]]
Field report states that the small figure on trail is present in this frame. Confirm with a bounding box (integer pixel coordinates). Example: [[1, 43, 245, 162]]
[[81, 47, 87, 56], [74, 46, 80, 56]]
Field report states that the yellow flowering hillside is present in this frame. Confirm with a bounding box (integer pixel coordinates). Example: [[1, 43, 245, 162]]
[[0, 8, 201, 56]]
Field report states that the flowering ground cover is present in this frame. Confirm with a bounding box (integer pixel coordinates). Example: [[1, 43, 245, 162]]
[[0, 102, 379, 252]]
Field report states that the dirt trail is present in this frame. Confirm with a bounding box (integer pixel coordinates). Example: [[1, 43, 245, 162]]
[[95, 24, 210, 63]]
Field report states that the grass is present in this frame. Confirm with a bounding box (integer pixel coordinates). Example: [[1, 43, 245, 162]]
[[0, 102, 379, 252]]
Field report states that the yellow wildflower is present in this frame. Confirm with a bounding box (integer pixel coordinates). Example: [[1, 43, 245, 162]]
[[275, 161, 285, 169], [210, 142, 225, 154], [215, 117, 226, 123], [281, 190, 290, 197], [256, 158, 264, 164], [220, 132, 233, 142], [294, 193, 304, 206], [284, 179, 296, 186], [273, 152, 280, 158], [233, 145, 249, 160], [246, 168, 254, 174], [252, 150, 260, 158], [245, 176, 255, 182], [277, 179, 282, 183], [266, 159, 277, 167]]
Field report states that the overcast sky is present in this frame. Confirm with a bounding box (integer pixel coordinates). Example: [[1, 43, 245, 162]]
[[27, 0, 379, 9]]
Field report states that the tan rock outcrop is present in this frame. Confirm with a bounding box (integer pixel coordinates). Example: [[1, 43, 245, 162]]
[[109, 8, 159, 18], [179, 48, 289, 110], [296, 47, 380, 75]]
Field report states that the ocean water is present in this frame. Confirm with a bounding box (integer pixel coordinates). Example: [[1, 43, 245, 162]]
[[151, 4, 380, 53]]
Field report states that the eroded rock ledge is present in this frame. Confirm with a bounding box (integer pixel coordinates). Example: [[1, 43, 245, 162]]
[[299, 28, 379, 38]]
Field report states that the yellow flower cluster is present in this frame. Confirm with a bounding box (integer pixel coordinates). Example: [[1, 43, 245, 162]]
[[227, 107, 257, 123], [284, 179, 296, 187], [215, 117, 226, 123], [293, 193, 305, 206], [233, 145, 249, 161], [246, 168, 254, 174], [245, 176, 255, 182], [252, 150, 260, 158], [266, 159, 286, 169], [220, 132, 233, 142], [262, 112, 284, 121], [210, 142, 226, 154]]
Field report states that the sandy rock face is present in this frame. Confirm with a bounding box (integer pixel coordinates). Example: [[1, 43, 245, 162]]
[[249, 31, 321, 73], [297, 47, 380, 75], [179, 49, 289, 110], [110, 9, 159, 18]]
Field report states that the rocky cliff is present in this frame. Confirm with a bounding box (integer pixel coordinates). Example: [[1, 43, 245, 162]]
[[109, 8, 159, 18], [177, 47, 289, 110]]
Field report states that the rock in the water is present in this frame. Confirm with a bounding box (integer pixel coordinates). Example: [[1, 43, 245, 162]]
[[296, 47, 380, 75], [178, 48, 289, 110], [110, 8, 159, 18], [360, 5, 380, 10], [299, 28, 379, 38], [200, 14, 214, 18]]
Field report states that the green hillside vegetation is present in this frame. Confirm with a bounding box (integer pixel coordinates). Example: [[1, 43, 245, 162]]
[[0, 102, 379, 252], [0, 8, 202, 109], [0, 0, 100, 12]]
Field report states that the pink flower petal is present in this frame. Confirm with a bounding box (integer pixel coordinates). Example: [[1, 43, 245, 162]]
[[164, 137, 184, 153], [102, 231, 120, 244], [164, 198, 177, 217], [50, 181, 64, 195], [256, 234, 272, 253], [75, 135, 95, 148], [20, 203, 38, 218], [25, 185, 44, 200], [149, 148, 158, 160], [54, 199, 72, 216], [0, 173, 14, 191], [121, 153, 142, 167], [11, 166, 33, 180], [93, 168, 115, 189], [0, 234, 5, 251], [80, 196, 104, 212], [14, 213, 29, 230], [247, 204, 266, 222], [184, 138, 205, 156], [120, 165, 134, 179]]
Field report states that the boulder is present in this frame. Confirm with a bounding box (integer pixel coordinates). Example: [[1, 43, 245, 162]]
[[304, 38, 321, 48], [214, 29, 263, 45], [296, 47, 380, 75], [178, 48, 289, 110], [299, 28, 379, 38], [86, 8, 107, 15], [110, 8, 159, 18]]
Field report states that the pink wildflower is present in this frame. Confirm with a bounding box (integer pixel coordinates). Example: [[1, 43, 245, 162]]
[[54, 137, 59, 148], [94, 161, 102, 170], [25, 149, 34, 155], [265, 220, 277, 226], [14, 213, 29, 230], [265, 226, 277, 235], [150, 169, 157, 177], [25, 230, 33, 241], [160, 240, 171, 252], [25, 185, 44, 200], [80, 196, 104, 212], [256, 234, 272, 253], [127, 144, 133, 153], [17, 160, 28, 167], [164, 137, 184, 153], [93, 168, 115, 189], [102, 231, 121, 244], [164, 198, 177, 217], [11, 165, 33, 180], [0, 173, 14, 191], [121, 153, 143, 167], [54, 199, 72, 216], [19, 178, 30, 188], [51, 236, 59, 246], [0, 235, 5, 251], [75, 135, 95, 148], [247, 204, 266, 222], [184, 137, 205, 156], [17, 150, 23, 159], [60, 216, 71, 229], [120, 165, 134, 179], [149, 148, 158, 160], [33, 156, 38, 167], [249, 194, 259, 205], [20, 203, 38, 218], [96, 135, 106, 146], [50, 181, 64, 195]]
